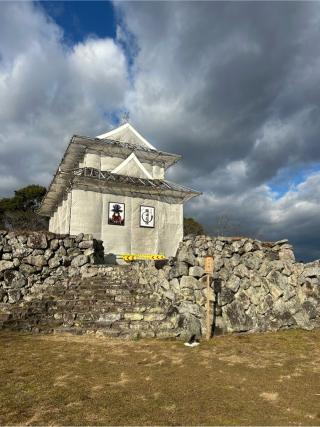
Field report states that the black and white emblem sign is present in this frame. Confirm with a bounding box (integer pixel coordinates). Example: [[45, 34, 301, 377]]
[[140, 205, 155, 228]]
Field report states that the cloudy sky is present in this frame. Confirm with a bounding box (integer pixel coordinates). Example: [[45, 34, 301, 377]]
[[0, 1, 320, 260]]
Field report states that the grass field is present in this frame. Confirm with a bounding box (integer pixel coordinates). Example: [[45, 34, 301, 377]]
[[1, 329, 320, 426]]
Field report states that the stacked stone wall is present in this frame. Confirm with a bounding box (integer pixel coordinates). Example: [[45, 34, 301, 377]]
[[1, 231, 320, 339], [173, 235, 320, 335], [0, 230, 104, 305]]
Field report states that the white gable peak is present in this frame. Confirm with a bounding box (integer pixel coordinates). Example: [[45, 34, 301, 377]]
[[111, 153, 153, 179], [97, 123, 156, 150]]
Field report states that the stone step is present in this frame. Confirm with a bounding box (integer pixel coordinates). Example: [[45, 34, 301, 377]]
[[52, 327, 123, 337], [46, 288, 134, 298], [45, 305, 159, 316], [43, 296, 161, 307], [76, 282, 137, 289]]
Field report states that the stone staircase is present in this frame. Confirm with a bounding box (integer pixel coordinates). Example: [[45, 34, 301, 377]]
[[0, 266, 179, 338]]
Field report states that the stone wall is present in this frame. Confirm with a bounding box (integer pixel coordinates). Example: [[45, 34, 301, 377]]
[[0, 231, 104, 304], [1, 231, 320, 339], [174, 235, 320, 335]]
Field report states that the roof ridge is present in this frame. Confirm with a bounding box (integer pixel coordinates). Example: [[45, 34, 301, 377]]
[[96, 122, 156, 150]]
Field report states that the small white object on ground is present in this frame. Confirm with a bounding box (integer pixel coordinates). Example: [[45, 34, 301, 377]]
[[184, 341, 200, 347]]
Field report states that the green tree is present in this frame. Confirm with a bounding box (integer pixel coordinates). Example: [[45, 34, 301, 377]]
[[0, 185, 48, 231], [183, 217, 205, 236]]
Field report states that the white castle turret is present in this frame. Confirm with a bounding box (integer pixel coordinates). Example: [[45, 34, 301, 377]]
[[39, 123, 201, 257]]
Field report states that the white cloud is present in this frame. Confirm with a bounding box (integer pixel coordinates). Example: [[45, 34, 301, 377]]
[[1, 1, 320, 260], [114, 2, 320, 259], [0, 2, 128, 195]]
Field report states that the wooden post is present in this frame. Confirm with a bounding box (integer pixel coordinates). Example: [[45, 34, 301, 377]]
[[204, 256, 214, 340], [206, 274, 211, 340]]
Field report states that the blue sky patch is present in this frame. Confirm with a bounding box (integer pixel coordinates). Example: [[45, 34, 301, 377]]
[[268, 163, 320, 199], [39, 1, 116, 44]]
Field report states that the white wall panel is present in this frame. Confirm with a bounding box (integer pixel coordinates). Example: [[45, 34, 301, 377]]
[[69, 189, 102, 239], [100, 156, 123, 171], [101, 194, 131, 254], [50, 188, 183, 257], [153, 165, 164, 179]]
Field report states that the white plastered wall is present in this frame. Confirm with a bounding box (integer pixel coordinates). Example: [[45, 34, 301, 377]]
[[100, 193, 132, 254], [100, 155, 123, 171], [48, 193, 71, 234], [69, 189, 102, 239], [55, 188, 183, 256], [79, 152, 164, 180], [100, 192, 183, 257], [153, 165, 164, 179], [141, 162, 153, 176], [79, 153, 101, 169]]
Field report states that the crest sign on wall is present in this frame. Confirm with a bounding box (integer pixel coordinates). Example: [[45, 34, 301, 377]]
[[108, 202, 125, 226], [140, 205, 155, 228]]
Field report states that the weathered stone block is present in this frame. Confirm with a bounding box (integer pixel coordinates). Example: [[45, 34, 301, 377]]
[[169, 262, 189, 279], [244, 242, 254, 252], [169, 278, 180, 292], [71, 255, 89, 268], [178, 302, 202, 317], [234, 264, 250, 278], [48, 257, 61, 269], [231, 240, 244, 253], [180, 288, 195, 301], [27, 233, 47, 249], [235, 290, 251, 310], [269, 284, 284, 300], [98, 313, 121, 323], [177, 246, 195, 265], [144, 313, 166, 322], [44, 249, 54, 260], [75, 233, 84, 243], [8, 289, 21, 303], [180, 275, 199, 289], [302, 301, 318, 320], [223, 300, 255, 332], [178, 313, 201, 340], [0, 261, 14, 272], [3, 270, 26, 288], [230, 254, 240, 267], [226, 275, 240, 293], [219, 287, 235, 306], [56, 246, 67, 257], [124, 313, 144, 321], [50, 239, 59, 250], [243, 255, 262, 270], [189, 266, 204, 278], [279, 249, 295, 262], [164, 290, 175, 300], [63, 238, 74, 248], [194, 289, 206, 304], [79, 240, 94, 249], [24, 255, 47, 268], [303, 267, 320, 278]]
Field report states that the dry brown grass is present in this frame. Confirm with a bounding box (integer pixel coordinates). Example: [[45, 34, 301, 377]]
[[1, 329, 320, 425]]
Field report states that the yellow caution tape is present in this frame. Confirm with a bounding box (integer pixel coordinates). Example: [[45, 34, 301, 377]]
[[121, 254, 166, 262]]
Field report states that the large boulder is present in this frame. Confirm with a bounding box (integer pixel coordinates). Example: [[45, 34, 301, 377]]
[[177, 245, 195, 265], [27, 233, 48, 249], [180, 275, 201, 290], [71, 255, 89, 268], [223, 299, 256, 332], [24, 255, 47, 268], [3, 270, 26, 288], [169, 261, 189, 279]]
